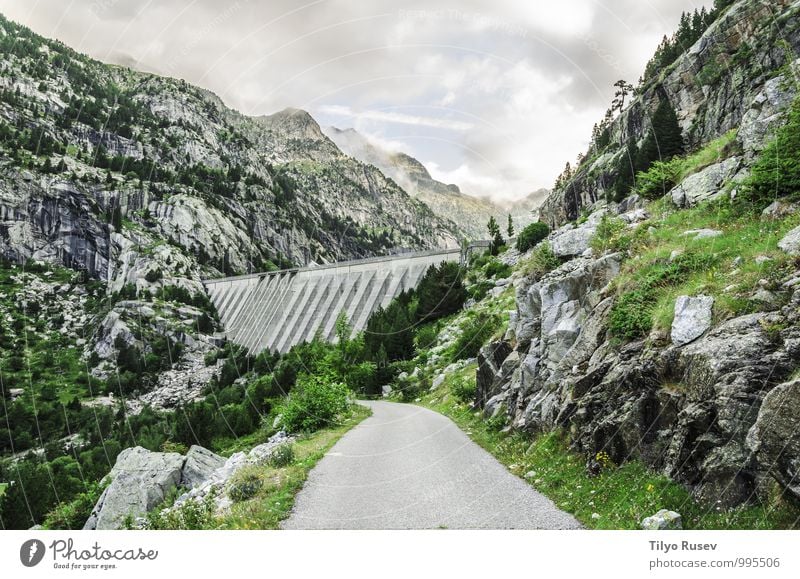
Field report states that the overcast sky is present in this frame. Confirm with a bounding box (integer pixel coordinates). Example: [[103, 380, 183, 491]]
[[0, 0, 713, 201]]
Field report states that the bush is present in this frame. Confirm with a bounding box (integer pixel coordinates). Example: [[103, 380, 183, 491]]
[[344, 362, 379, 397], [451, 375, 477, 404], [741, 97, 800, 205], [590, 214, 630, 254], [414, 323, 439, 352], [42, 482, 103, 530], [268, 443, 295, 468], [447, 312, 502, 362], [636, 158, 682, 199], [518, 242, 560, 279], [277, 374, 351, 433], [516, 222, 550, 253], [228, 471, 262, 502], [482, 257, 512, 280]]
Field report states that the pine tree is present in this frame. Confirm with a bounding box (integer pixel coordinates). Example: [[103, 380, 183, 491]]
[[612, 140, 639, 202], [506, 214, 514, 238], [487, 216, 504, 255]]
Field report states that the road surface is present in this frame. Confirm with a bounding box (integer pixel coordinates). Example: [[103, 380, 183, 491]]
[[282, 400, 582, 529]]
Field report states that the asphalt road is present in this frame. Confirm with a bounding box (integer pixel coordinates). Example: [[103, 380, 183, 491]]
[[282, 400, 582, 529]]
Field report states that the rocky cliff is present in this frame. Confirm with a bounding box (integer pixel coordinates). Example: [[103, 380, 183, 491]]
[[469, 0, 800, 509], [539, 0, 800, 228]]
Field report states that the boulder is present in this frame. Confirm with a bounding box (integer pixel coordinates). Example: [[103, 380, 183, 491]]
[[778, 225, 800, 256], [747, 379, 800, 500], [641, 510, 682, 530], [681, 228, 723, 240], [548, 212, 606, 258], [83, 447, 184, 530], [669, 157, 740, 208], [761, 200, 798, 220], [671, 296, 714, 346], [181, 446, 225, 489]]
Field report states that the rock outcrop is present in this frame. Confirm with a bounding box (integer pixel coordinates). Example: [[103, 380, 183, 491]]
[[83, 447, 186, 530], [538, 0, 800, 229], [82, 435, 291, 529], [480, 225, 800, 507]]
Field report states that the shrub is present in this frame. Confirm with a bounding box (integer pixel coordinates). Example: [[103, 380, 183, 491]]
[[277, 374, 351, 433], [590, 214, 629, 254], [414, 323, 439, 352], [741, 97, 800, 205], [42, 482, 103, 530], [451, 375, 477, 404], [516, 222, 550, 253], [344, 362, 379, 397], [144, 268, 162, 283], [518, 242, 560, 279], [228, 471, 262, 502], [483, 257, 512, 280], [447, 312, 502, 362], [636, 158, 682, 199], [268, 444, 295, 468]]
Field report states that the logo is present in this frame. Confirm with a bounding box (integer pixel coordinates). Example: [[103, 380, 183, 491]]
[[20, 539, 46, 567]]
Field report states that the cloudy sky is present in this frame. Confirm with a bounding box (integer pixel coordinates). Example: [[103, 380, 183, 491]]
[[0, 0, 712, 201]]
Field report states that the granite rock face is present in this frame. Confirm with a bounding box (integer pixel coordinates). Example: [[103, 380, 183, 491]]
[[479, 204, 800, 507], [83, 447, 185, 530]]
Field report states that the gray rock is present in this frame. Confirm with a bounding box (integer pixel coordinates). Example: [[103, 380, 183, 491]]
[[778, 225, 800, 256], [641, 510, 682, 530], [747, 379, 800, 500], [549, 220, 599, 258], [681, 228, 723, 240], [83, 447, 184, 530], [181, 446, 225, 489], [761, 200, 798, 220], [671, 295, 714, 346], [670, 157, 741, 208]]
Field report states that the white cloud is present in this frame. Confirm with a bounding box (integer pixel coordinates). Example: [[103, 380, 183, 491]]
[[317, 105, 474, 131]]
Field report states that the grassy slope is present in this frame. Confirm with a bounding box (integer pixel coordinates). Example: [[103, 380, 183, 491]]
[[148, 404, 371, 529], [421, 365, 800, 530]]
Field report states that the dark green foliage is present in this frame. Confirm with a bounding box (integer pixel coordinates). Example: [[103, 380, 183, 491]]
[[487, 216, 505, 256], [228, 472, 262, 502], [609, 252, 718, 340], [277, 373, 350, 433], [612, 140, 639, 202], [42, 482, 103, 530], [516, 222, 550, 253], [742, 97, 800, 205], [416, 262, 467, 322], [641, 5, 722, 85], [364, 262, 466, 363], [446, 312, 503, 363]]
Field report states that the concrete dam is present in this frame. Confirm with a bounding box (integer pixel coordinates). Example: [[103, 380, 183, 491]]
[[203, 247, 469, 355]]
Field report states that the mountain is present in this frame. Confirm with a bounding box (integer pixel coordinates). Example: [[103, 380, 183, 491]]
[[0, 16, 460, 289], [323, 126, 540, 240], [497, 188, 550, 225], [538, 0, 800, 228]]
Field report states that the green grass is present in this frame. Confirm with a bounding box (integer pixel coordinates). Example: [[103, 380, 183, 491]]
[[635, 129, 739, 199], [420, 364, 800, 530], [608, 197, 800, 339], [0, 482, 7, 498], [217, 404, 371, 529], [147, 404, 371, 529]]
